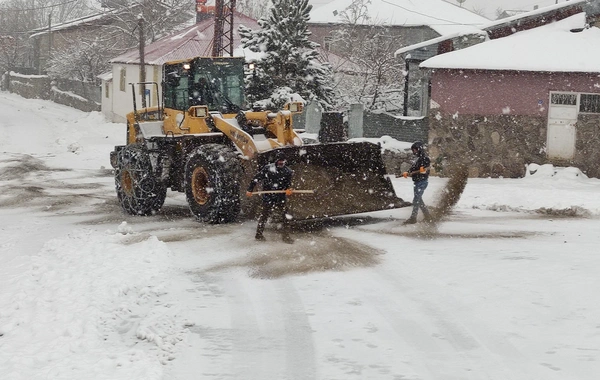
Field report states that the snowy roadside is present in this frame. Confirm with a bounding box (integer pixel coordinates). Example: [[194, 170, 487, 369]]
[[0, 226, 189, 380], [2, 91, 600, 379]]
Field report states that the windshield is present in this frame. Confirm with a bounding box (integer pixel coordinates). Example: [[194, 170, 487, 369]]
[[163, 57, 245, 114]]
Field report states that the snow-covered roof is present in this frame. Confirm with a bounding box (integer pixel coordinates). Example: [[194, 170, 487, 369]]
[[395, 0, 588, 58], [482, 0, 587, 31], [394, 29, 487, 57], [97, 72, 113, 81], [309, 0, 488, 35], [29, 7, 127, 38], [421, 13, 600, 73], [110, 12, 259, 65], [110, 12, 348, 70]]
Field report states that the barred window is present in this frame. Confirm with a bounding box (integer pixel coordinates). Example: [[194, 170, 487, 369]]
[[551, 92, 577, 105], [579, 94, 600, 113]]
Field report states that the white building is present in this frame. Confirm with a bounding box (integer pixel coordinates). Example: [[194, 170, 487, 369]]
[[99, 12, 259, 122]]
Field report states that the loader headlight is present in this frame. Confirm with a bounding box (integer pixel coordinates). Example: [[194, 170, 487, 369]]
[[192, 106, 208, 118], [287, 102, 303, 113], [183, 63, 191, 70]]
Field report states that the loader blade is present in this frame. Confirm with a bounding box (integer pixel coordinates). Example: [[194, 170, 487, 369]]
[[252, 142, 408, 221]]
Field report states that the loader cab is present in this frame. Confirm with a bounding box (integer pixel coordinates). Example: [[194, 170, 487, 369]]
[[163, 57, 245, 115]]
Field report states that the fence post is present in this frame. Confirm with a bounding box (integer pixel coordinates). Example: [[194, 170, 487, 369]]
[[304, 101, 322, 134], [348, 103, 364, 138]]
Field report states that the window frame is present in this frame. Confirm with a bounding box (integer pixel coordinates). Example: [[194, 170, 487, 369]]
[[579, 93, 600, 114]]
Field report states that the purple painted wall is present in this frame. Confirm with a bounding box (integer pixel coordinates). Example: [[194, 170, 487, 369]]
[[430, 69, 600, 116]]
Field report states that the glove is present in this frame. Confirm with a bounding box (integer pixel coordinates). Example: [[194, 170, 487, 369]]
[[285, 188, 293, 196], [419, 166, 426, 174], [246, 191, 253, 197], [402, 172, 408, 178]]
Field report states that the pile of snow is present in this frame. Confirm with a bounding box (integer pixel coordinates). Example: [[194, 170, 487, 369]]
[[525, 163, 588, 181], [0, 225, 191, 380], [350, 135, 413, 152]]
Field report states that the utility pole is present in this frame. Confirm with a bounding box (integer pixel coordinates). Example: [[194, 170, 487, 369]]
[[212, 0, 236, 57], [138, 16, 147, 108], [47, 11, 52, 74]]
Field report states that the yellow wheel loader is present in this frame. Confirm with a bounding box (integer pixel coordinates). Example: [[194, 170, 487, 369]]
[[109, 56, 407, 223]]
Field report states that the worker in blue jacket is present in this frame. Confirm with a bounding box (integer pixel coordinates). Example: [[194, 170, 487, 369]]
[[402, 141, 432, 224]]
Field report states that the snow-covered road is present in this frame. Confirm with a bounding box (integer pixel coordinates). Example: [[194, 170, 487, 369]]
[[2, 92, 600, 380]]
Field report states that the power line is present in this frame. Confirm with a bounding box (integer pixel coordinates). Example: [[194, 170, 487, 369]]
[[380, 0, 485, 26]]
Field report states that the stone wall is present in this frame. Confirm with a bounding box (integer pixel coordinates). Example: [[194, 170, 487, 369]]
[[428, 112, 600, 179], [381, 149, 415, 178], [428, 112, 548, 178], [575, 114, 600, 178]]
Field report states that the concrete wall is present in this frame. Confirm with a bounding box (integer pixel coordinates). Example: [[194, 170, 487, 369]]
[[6, 72, 101, 112], [363, 112, 428, 142]]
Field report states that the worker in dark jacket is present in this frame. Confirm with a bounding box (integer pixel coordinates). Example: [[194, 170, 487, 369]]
[[246, 151, 294, 243], [402, 141, 432, 224]]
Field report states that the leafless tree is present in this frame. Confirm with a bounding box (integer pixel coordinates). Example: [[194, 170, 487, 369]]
[[0, 0, 93, 72], [236, 0, 270, 20], [327, 0, 404, 113], [47, 36, 116, 84], [45, 0, 192, 81]]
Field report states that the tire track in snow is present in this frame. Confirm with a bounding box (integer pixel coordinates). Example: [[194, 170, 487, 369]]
[[367, 256, 565, 380], [276, 279, 317, 380], [220, 274, 317, 380]]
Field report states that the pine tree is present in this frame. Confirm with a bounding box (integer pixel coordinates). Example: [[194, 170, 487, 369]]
[[239, 0, 336, 110]]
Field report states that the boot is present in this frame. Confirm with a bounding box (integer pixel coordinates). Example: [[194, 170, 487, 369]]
[[255, 233, 266, 241], [402, 217, 417, 225], [282, 234, 294, 244]]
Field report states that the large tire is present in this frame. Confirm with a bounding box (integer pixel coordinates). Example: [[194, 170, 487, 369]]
[[115, 146, 167, 216], [184, 144, 242, 223]]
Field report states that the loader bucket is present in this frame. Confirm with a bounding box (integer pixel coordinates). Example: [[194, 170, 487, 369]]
[[251, 141, 408, 220]]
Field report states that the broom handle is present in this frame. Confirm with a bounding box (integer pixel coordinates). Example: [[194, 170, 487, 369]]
[[250, 190, 314, 195]]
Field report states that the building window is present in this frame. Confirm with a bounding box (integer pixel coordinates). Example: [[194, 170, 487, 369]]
[[550, 92, 577, 106], [579, 93, 600, 114], [119, 67, 126, 92], [105, 82, 110, 98]]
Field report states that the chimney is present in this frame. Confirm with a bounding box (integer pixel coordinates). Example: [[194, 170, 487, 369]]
[[196, 0, 213, 23]]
